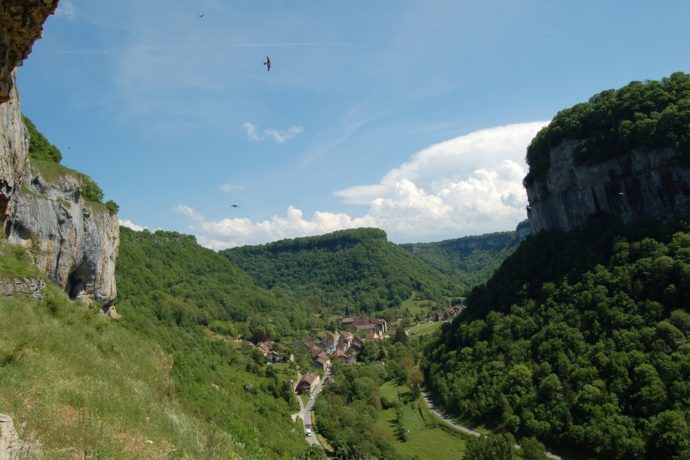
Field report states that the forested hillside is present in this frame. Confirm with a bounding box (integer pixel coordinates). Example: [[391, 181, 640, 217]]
[[115, 227, 324, 458], [424, 219, 690, 459], [525, 71, 690, 185], [222, 228, 465, 314], [400, 221, 529, 288]]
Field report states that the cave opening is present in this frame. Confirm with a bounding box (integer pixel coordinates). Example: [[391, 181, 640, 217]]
[[66, 264, 90, 299]]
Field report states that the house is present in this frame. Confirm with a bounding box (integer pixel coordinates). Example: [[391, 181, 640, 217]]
[[296, 373, 321, 394], [350, 337, 364, 351], [314, 351, 331, 371], [334, 350, 353, 364], [319, 332, 338, 354], [366, 330, 381, 342], [338, 331, 353, 346], [309, 345, 322, 358], [256, 341, 273, 357], [342, 316, 387, 335]]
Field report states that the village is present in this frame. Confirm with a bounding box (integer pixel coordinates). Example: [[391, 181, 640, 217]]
[[252, 305, 465, 397]]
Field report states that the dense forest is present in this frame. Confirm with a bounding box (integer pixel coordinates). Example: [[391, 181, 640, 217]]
[[399, 221, 529, 288], [525, 72, 690, 185], [424, 219, 690, 459], [222, 228, 465, 313]]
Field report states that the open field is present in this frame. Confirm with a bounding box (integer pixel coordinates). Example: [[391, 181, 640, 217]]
[[376, 382, 466, 459]]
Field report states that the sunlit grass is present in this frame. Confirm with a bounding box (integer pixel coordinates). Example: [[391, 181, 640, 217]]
[[375, 381, 466, 460], [0, 288, 241, 459]]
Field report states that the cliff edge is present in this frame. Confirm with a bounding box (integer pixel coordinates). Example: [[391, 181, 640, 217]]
[[525, 73, 690, 233]]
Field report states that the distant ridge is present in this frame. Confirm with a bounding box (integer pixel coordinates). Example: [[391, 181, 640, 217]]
[[222, 227, 465, 313]]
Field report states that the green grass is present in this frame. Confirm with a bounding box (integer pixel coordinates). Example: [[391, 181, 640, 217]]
[[376, 382, 466, 460], [0, 241, 40, 278], [407, 321, 443, 336]]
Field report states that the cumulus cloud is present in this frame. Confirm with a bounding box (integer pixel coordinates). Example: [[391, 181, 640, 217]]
[[333, 122, 548, 238], [242, 122, 303, 143], [119, 218, 147, 232], [177, 121, 548, 248], [175, 205, 375, 250]]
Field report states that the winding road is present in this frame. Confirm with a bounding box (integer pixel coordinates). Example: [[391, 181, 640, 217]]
[[421, 390, 564, 460]]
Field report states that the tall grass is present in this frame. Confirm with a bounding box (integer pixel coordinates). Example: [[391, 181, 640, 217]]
[[0, 285, 243, 459]]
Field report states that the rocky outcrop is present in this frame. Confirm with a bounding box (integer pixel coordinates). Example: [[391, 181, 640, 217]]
[[0, 413, 39, 460], [526, 140, 690, 233], [7, 170, 119, 304], [0, 277, 45, 299], [0, 73, 27, 231], [0, 0, 59, 103]]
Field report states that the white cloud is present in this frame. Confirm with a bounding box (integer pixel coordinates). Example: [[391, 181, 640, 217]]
[[56, 0, 77, 20], [334, 122, 548, 238], [174, 204, 204, 222], [220, 184, 245, 192], [177, 122, 548, 248], [264, 126, 304, 143], [119, 218, 146, 232], [242, 122, 262, 142], [174, 205, 375, 249], [242, 122, 304, 143]]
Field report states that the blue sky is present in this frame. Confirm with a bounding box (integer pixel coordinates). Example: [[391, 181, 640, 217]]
[[16, 0, 690, 248]]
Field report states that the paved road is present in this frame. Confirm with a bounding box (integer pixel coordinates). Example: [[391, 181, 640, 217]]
[[421, 390, 563, 460], [295, 371, 328, 447]]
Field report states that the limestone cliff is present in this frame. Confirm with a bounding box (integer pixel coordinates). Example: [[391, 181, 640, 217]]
[[0, 73, 26, 229], [526, 140, 690, 233], [0, 0, 59, 103], [7, 168, 119, 304]]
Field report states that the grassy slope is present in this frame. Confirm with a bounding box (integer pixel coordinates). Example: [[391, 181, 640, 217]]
[[0, 243, 242, 459]]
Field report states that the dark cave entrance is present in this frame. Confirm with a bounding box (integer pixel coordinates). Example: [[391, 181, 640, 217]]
[[66, 264, 90, 299]]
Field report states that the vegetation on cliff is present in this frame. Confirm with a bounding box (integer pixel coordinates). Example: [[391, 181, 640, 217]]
[[222, 228, 465, 314], [424, 219, 690, 459], [22, 115, 116, 212], [525, 72, 690, 185]]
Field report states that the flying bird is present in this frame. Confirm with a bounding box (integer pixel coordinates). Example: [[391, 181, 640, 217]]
[[230, 204, 239, 208], [264, 56, 271, 71], [198, 14, 204, 18]]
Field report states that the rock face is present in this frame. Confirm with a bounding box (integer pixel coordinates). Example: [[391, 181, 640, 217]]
[[7, 170, 119, 303], [0, 82, 118, 305], [0, 277, 45, 299], [0, 0, 59, 103], [0, 73, 27, 231], [526, 140, 690, 233], [0, 413, 39, 460]]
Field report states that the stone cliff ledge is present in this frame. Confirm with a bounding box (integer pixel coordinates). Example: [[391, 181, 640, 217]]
[[526, 140, 690, 233]]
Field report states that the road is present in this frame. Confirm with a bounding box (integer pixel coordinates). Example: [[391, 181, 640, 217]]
[[295, 371, 328, 447], [421, 390, 563, 460]]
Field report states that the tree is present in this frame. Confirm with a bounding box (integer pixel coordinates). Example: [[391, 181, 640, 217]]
[[520, 437, 548, 460], [408, 367, 424, 391]]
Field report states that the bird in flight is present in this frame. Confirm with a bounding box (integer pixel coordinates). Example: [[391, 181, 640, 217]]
[[264, 56, 271, 71], [230, 204, 239, 208], [198, 14, 204, 18]]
